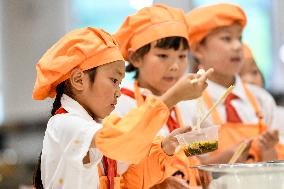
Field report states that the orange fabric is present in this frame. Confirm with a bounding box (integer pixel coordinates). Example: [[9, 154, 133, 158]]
[[99, 175, 123, 189], [120, 82, 198, 187], [122, 137, 179, 189], [225, 93, 242, 123], [134, 81, 147, 107], [96, 96, 170, 188], [122, 81, 185, 132], [33, 27, 124, 100], [98, 165, 123, 189], [202, 83, 269, 162], [187, 157, 202, 186], [114, 4, 189, 60], [216, 123, 266, 162], [276, 144, 284, 160], [186, 3, 247, 51], [133, 81, 185, 131], [95, 96, 169, 164], [171, 150, 202, 186], [202, 91, 223, 124]]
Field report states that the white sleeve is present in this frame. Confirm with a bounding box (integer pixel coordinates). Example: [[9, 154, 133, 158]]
[[52, 114, 103, 166]]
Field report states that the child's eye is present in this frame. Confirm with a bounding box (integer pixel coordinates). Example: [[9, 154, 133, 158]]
[[251, 70, 259, 76], [111, 78, 118, 84], [157, 54, 168, 59], [179, 54, 187, 59], [221, 36, 231, 42]]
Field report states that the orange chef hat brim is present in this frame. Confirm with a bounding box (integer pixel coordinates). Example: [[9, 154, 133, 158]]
[[32, 27, 124, 100]]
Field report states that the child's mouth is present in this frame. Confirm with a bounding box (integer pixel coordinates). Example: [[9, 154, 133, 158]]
[[163, 77, 176, 83], [230, 57, 241, 63], [111, 102, 117, 108]]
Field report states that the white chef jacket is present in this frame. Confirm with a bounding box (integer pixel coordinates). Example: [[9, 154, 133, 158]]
[[41, 94, 103, 189]]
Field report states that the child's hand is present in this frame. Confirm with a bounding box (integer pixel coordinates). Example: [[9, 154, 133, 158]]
[[161, 127, 192, 156], [257, 130, 279, 161], [258, 130, 279, 149], [175, 68, 214, 100], [150, 176, 189, 189], [161, 68, 214, 108]]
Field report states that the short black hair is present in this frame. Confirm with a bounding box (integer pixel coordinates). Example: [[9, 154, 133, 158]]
[[126, 36, 189, 78]]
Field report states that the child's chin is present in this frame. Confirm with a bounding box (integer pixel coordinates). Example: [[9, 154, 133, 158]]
[[163, 84, 175, 92], [105, 108, 114, 116]]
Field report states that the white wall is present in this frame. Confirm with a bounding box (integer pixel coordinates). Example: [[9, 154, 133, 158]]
[[1, 0, 71, 123], [271, 0, 284, 93], [153, 0, 193, 12], [0, 1, 4, 124]]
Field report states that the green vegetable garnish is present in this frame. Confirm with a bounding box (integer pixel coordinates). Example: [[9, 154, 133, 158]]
[[183, 140, 218, 156]]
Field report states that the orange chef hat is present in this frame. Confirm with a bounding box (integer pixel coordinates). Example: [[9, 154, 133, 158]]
[[243, 43, 254, 60], [186, 3, 247, 51], [114, 4, 189, 60], [32, 27, 124, 100]]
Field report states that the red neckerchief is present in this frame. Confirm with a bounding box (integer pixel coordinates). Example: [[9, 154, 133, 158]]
[[224, 93, 242, 123], [102, 157, 117, 189], [121, 87, 180, 132], [55, 107, 68, 114]]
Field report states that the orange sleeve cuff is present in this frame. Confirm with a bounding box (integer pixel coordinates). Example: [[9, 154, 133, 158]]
[[95, 96, 170, 164]]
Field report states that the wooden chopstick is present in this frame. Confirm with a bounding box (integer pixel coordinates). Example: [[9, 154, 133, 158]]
[[228, 141, 248, 164], [191, 69, 206, 130], [199, 85, 235, 126]]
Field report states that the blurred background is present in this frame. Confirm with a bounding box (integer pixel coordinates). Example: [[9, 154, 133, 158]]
[[0, 0, 283, 188]]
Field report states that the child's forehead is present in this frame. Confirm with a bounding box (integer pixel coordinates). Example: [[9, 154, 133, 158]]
[[98, 61, 125, 75]]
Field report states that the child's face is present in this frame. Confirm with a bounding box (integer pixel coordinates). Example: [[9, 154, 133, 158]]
[[240, 58, 264, 88], [135, 42, 188, 95], [196, 23, 244, 78], [82, 61, 125, 119]]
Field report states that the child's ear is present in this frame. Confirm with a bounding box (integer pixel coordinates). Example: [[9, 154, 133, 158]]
[[192, 43, 204, 60], [69, 68, 86, 91], [128, 48, 142, 68]]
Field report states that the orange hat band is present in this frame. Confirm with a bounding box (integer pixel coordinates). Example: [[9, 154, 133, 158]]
[[79, 46, 124, 71], [130, 21, 189, 52], [189, 20, 244, 48]]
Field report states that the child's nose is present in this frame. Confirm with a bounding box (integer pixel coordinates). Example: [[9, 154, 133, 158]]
[[114, 88, 121, 98], [233, 39, 242, 51], [170, 61, 179, 71]]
